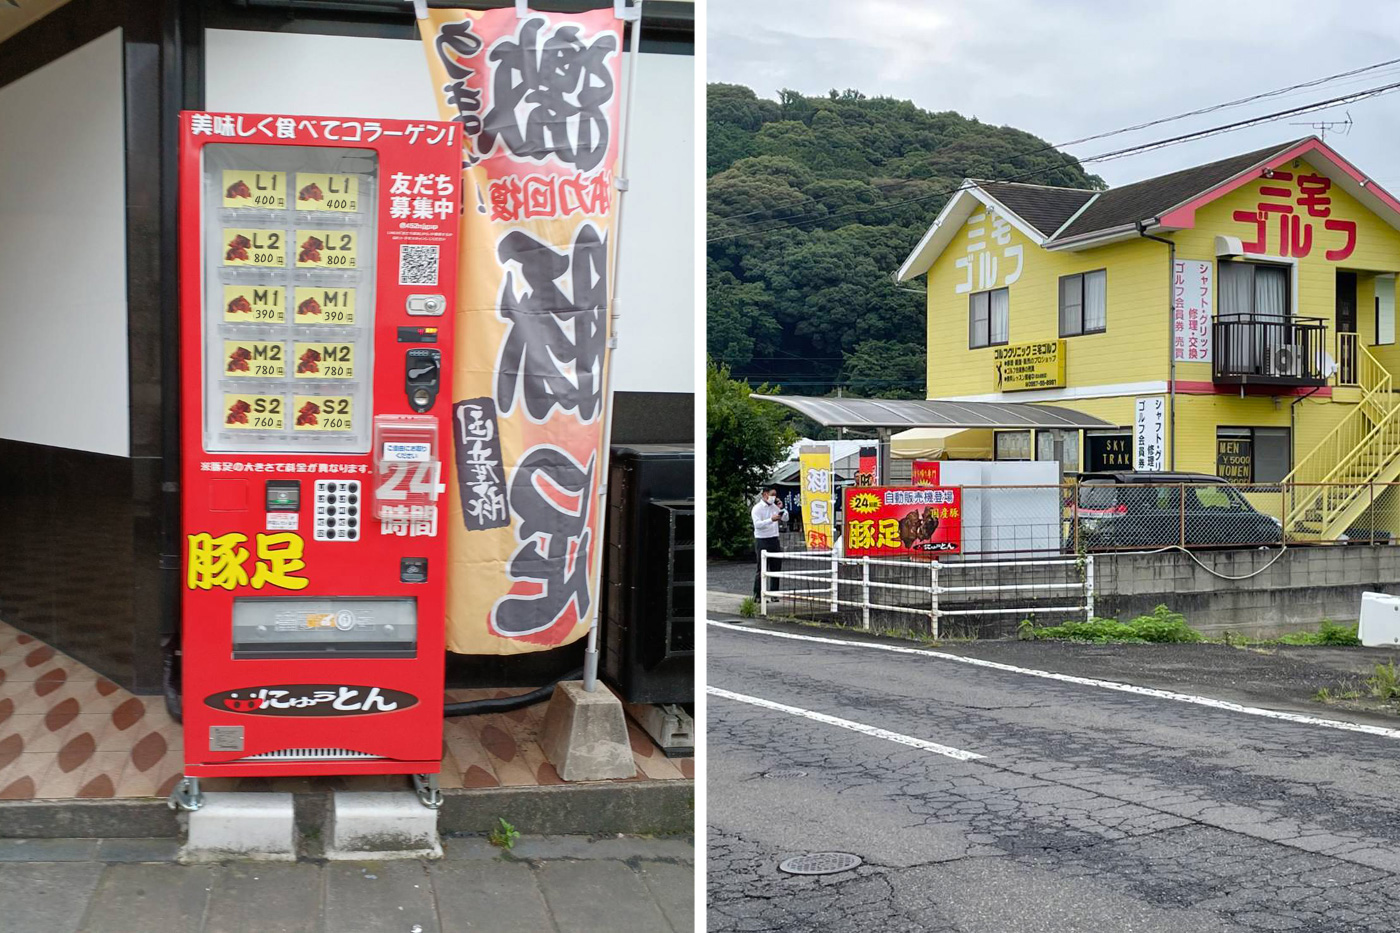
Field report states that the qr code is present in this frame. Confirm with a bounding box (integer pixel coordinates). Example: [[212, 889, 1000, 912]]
[[399, 244, 440, 286]]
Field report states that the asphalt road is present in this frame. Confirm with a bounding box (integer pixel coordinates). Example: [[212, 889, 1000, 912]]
[[707, 618, 1400, 933]]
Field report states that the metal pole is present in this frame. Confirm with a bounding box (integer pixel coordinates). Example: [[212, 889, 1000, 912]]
[[829, 548, 838, 613], [1137, 222, 1176, 469], [1178, 482, 1186, 549], [583, 0, 643, 692], [1085, 555, 1095, 621], [930, 560, 940, 640], [861, 556, 871, 631], [760, 549, 770, 617]]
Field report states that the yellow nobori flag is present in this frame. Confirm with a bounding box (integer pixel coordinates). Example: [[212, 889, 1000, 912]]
[[798, 447, 835, 551]]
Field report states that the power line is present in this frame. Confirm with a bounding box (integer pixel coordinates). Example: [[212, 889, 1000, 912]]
[[710, 57, 1400, 227], [707, 78, 1400, 244], [1054, 57, 1400, 149]]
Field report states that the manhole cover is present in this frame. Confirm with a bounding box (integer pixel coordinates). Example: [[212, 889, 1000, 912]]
[[778, 852, 863, 875], [763, 769, 808, 779]]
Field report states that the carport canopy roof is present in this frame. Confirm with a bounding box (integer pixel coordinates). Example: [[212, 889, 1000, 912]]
[[754, 395, 1116, 430]]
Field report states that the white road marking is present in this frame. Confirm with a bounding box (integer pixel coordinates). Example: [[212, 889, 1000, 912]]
[[709, 620, 1400, 742], [707, 686, 984, 761]]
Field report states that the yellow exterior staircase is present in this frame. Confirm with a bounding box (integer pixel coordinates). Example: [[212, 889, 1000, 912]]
[[1282, 334, 1400, 540]]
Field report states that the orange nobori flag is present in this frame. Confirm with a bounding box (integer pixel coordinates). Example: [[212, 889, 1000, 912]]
[[418, 6, 625, 655]]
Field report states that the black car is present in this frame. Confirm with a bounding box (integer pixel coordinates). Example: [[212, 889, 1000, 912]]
[[1070, 471, 1283, 550]]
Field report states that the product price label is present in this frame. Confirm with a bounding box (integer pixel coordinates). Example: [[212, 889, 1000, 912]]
[[295, 229, 357, 268], [222, 228, 286, 267], [293, 287, 356, 325], [294, 342, 355, 379], [223, 285, 285, 324], [222, 171, 287, 210], [224, 340, 285, 378], [292, 395, 353, 431], [295, 174, 360, 212], [222, 394, 283, 430]]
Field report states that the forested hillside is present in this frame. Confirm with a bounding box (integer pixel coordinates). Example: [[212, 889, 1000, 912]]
[[707, 84, 1104, 397]]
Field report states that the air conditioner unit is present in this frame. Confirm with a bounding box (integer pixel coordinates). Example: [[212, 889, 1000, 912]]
[[1270, 344, 1302, 377], [1215, 235, 1244, 258]]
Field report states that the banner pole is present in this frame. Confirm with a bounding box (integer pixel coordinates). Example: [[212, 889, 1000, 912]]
[[583, 0, 644, 692]]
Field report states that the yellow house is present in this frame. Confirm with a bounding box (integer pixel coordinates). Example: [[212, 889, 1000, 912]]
[[897, 136, 1400, 541]]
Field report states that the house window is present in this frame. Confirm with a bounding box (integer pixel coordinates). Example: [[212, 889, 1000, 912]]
[[1059, 270, 1107, 336], [1220, 261, 1289, 318], [969, 288, 1009, 349], [994, 430, 1030, 461], [1376, 275, 1395, 346], [1035, 429, 1080, 474], [1216, 427, 1290, 484]]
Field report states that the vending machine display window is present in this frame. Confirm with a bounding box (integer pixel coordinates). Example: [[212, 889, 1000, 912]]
[[231, 596, 417, 659], [202, 144, 378, 454]]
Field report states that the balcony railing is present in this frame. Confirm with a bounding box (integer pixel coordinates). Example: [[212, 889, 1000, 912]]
[[1212, 314, 1328, 387]]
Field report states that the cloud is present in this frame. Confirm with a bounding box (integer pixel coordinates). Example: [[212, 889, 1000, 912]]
[[708, 0, 1400, 188]]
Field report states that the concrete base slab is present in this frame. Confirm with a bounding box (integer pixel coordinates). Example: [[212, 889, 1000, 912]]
[[626, 702, 695, 757], [540, 681, 636, 782], [326, 791, 442, 860], [182, 793, 295, 862]]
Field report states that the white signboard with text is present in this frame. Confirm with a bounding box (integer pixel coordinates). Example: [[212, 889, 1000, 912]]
[[1134, 397, 1166, 471], [1172, 259, 1212, 363]]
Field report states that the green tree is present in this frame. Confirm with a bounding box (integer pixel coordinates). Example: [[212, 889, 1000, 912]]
[[707, 270, 778, 370], [706, 83, 1104, 395], [706, 361, 796, 558], [840, 339, 927, 398]]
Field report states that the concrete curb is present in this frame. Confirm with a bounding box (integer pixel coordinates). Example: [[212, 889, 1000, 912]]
[[0, 798, 180, 840], [0, 780, 694, 840]]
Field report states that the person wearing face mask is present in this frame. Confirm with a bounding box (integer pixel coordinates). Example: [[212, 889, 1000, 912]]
[[751, 484, 789, 600]]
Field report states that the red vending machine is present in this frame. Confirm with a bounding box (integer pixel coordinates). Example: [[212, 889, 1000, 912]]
[[173, 112, 461, 809]]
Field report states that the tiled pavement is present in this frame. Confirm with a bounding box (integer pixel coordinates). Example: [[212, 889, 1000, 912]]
[[0, 618, 692, 801], [0, 834, 696, 933]]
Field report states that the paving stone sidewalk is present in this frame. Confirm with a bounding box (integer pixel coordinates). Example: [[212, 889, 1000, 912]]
[[0, 834, 694, 933]]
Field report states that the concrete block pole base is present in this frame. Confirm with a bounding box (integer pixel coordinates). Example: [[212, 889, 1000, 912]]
[[540, 681, 637, 782], [182, 793, 296, 862], [326, 791, 442, 860]]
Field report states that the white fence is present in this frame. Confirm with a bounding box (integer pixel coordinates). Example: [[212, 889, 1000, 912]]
[[759, 550, 1095, 639]]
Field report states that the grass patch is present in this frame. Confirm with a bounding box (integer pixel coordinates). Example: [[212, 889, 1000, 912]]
[[738, 597, 758, 618], [1274, 620, 1361, 646], [1219, 620, 1361, 648], [1020, 605, 1203, 644], [489, 818, 520, 850], [1366, 660, 1400, 700]]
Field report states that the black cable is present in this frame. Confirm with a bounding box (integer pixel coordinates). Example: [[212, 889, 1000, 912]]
[[443, 667, 584, 717], [161, 659, 583, 723]]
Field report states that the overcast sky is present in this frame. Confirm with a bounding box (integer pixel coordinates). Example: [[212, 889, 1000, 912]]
[[708, 0, 1400, 190]]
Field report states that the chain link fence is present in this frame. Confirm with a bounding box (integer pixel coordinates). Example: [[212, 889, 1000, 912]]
[[774, 481, 1400, 559]]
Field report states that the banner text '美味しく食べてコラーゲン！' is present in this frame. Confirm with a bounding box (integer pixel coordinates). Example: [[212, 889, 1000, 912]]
[[419, 7, 625, 654]]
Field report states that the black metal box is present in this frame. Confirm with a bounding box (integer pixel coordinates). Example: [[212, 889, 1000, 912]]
[[602, 445, 694, 704]]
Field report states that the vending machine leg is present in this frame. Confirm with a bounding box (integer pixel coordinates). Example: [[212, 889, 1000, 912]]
[[412, 773, 443, 810], [168, 776, 205, 812]]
